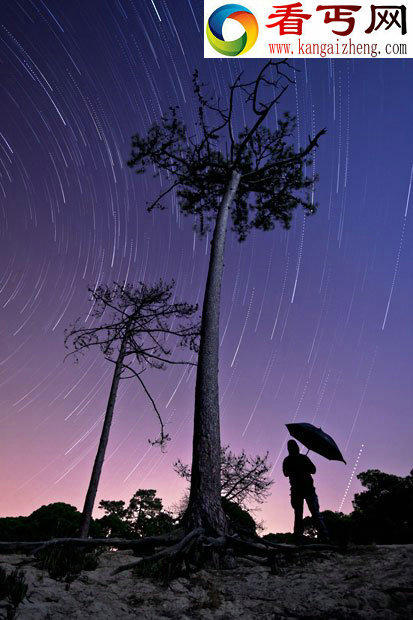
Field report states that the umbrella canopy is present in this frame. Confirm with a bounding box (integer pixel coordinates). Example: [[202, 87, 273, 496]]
[[286, 422, 346, 464]]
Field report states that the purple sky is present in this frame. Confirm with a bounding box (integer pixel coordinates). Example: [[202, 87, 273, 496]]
[[0, 1, 412, 533]]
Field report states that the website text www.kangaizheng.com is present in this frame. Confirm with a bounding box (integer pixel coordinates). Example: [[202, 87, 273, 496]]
[[268, 39, 408, 57]]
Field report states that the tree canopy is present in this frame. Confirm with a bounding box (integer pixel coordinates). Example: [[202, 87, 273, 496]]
[[128, 63, 324, 242], [351, 468, 413, 544], [98, 489, 175, 538]]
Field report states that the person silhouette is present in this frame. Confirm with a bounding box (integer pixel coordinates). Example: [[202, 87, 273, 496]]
[[282, 439, 329, 543]]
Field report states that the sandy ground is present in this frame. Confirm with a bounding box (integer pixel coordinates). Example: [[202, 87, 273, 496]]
[[0, 545, 412, 619]]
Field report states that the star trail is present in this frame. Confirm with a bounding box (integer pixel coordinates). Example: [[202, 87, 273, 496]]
[[0, 1, 412, 533]]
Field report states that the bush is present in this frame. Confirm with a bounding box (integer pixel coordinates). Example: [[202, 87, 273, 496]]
[[94, 514, 132, 539], [27, 503, 83, 540], [263, 532, 295, 544], [0, 566, 28, 614], [37, 545, 101, 582], [0, 503, 102, 542], [0, 517, 29, 543], [303, 510, 352, 545], [222, 498, 257, 537], [350, 469, 413, 544]]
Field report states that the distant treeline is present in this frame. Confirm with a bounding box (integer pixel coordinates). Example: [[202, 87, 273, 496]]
[[0, 489, 256, 543], [0, 468, 412, 545]]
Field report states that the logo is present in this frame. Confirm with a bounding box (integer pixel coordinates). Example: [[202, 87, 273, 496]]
[[206, 4, 259, 56]]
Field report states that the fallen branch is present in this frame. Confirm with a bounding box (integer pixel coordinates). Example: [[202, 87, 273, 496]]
[[0, 531, 182, 555], [253, 534, 338, 552], [226, 535, 337, 559], [258, 537, 338, 552]]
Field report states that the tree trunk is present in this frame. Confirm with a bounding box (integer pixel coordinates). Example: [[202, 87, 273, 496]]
[[184, 170, 241, 535], [79, 338, 127, 537]]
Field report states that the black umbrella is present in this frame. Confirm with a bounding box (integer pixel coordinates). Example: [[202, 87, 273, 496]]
[[286, 422, 347, 464]]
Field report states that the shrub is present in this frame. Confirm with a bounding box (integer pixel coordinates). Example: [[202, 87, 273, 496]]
[[37, 545, 101, 582], [222, 498, 257, 537], [0, 566, 28, 616]]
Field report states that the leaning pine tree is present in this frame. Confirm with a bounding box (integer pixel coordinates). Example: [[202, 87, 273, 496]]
[[64, 280, 199, 538], [128, 61, 325, 539]]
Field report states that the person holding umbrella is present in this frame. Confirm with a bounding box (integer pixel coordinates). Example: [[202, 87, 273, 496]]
[[283, 423, 346, 544], [283, 439, 329, 543]]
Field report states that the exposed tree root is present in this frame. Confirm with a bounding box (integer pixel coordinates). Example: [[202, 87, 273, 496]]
[[0, 529, 339, 583], [111, 529, 339, 579], [112, 528, 204, 575], [239, 555, 268, 566]]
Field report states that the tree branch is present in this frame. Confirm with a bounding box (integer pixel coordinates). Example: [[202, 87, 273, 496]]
[[122, 363, 169, 447], [241, 128, 326, 182]]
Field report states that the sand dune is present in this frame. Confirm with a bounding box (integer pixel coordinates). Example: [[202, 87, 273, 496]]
[[1, 545, 412, 619]]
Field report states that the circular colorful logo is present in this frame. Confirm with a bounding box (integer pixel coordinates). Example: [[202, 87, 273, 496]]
[[206, 4, 259, 57]]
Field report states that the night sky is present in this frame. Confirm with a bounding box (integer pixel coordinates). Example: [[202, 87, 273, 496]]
[[1, 0, 412, 534]]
